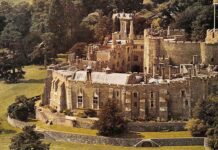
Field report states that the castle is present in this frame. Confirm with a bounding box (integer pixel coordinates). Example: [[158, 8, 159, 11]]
[[41, 12, 218, 122]]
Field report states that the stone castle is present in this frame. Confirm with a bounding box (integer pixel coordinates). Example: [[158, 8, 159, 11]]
[[41, 12, 218, 122]]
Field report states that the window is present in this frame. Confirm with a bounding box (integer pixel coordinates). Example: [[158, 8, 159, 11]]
[[133, 55, 138, 61], [151, 92, 154, 98], [93, 97, 98, 104], [181, 90, 186, 97], [133, 92, 138, 98], [133, 45, 137, 49], [185, 100, 188, 106], [77, 96, 83, 108], [141, 45, 144, 49], [211, 58, 214, 62], [116, 91, 119, 97], [128, 56, 130, 61], [150, 100, 154, 108]]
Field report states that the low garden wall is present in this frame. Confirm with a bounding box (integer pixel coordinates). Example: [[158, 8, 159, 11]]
[[151, 137, 204, 146], [7, 116, 208, 147], [128, 121, 186, 132]]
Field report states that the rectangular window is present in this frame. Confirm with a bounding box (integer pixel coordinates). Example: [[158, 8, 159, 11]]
[[151, 92, 154, 98], [141, 45, 144, 49], [134, 102, 137, 107], [150, 100, 154, 108], [93, 96, 99, 109], [77, 96, 83, 108]]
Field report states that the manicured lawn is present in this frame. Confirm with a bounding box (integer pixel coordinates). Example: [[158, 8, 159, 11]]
[[0, 65, 46, 149], [48, 140, 204, 150]]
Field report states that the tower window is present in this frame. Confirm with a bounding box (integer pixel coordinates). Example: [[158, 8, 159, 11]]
[[181, 90, 186, 97], [150, 100, 154, 108]]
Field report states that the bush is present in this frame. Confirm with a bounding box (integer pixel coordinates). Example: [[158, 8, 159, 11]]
[[77, 112, 87, 118], [84, 109, 97, 117], [64, 109, 73, 116], [185, 119, 208, 137], [8, 95, 36, 121], [95, 99, 127, 137]]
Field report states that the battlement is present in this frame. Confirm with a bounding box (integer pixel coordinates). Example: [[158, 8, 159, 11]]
[[163, 40, 201, 44]]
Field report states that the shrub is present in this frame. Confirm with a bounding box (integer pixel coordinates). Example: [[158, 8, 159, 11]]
[[64, 109, 73, 116], [8, 95, 36, 121], [95, 99, 127, 137], [77, 112, 87, 118], [84, 109, 97, 117], [185, 119, 208, 137]]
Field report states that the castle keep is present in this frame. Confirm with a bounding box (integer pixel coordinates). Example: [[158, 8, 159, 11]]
[[42, 12, 218, 122]]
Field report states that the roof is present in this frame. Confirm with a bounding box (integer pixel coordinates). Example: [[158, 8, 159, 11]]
[[73, 71, 132, 85]]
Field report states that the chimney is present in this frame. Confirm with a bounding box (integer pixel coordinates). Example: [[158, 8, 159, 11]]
[[153, 64, 156, 78], [87, 65, 92, 81], [168, 65, 172, 80], [167, 26, 171, 36]]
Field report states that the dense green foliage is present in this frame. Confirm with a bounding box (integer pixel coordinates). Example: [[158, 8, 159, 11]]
[[187, 96, 218, 149], [8, 95, 36, 121], [0, 0, 216, 68], [95, 99, 127, 137], [10, 125, 50, 150]]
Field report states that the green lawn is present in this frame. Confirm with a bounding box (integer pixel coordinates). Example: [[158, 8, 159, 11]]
[[0, 65, 204, 150]]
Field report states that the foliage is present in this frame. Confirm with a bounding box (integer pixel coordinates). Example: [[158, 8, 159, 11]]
[[10, 125, 50, 150], [95, 99, 127, 137], [8, 95, 36, 121], [206, 126, 218, 149], [185, 119, 208, 137], [69, 42, 87, 59], [94, 15, 112, 43], [84, 109, 97, 118]]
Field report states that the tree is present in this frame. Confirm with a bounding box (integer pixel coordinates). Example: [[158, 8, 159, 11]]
[[206, 126, 218, 150], [95, 99, 127, 136], [185, 119, 208, 137], [10, 125, 50, 150], [48, 0, 65, 51], [94, 15, 112, 43], [69, 42, 87, 58], [8, 95, 36, 121]]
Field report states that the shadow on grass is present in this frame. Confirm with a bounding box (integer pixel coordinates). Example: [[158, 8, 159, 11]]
[[0, 129, 16, 134]]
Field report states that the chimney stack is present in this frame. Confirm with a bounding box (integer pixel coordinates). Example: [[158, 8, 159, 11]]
[[168, 65, 172, 80]]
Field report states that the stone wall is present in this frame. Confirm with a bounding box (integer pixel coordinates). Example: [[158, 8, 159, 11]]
[[42, 130, 142, 147], [201, 43, 218, 65], [161, 41, 201, 65], [151, 138, 204, 146], [7, 116, 33, 129], [128, 122, 186, 132]]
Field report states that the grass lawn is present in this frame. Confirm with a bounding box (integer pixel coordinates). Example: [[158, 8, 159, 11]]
[[0, 65, 204, 150]]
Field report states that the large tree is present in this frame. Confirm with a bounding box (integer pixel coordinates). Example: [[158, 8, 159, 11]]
[[95, 99, 127, 137]]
